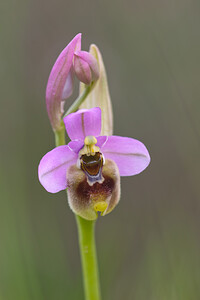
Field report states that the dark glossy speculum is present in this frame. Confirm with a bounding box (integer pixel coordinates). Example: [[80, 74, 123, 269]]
[[80, 152, 104, 185]]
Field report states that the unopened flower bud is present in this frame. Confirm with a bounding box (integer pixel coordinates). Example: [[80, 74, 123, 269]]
[[67, 159, 120, 220], [73, 51, 100, 85]]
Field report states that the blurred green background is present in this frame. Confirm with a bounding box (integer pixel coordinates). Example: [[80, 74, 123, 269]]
[[1, 0, 200, 299]]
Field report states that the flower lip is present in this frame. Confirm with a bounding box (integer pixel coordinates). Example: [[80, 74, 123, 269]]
[[66, 159, 120, 220]]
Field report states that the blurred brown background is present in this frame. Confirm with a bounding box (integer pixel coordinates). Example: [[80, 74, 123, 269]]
[[1, 0, 200, 299]]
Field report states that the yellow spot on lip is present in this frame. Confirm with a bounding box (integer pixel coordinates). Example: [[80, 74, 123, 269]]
[[94, 201, 108, 213]]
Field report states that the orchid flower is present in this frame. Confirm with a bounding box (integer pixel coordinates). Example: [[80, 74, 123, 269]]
[[41, 33, 151, 300], [38, 107, 150, 220]]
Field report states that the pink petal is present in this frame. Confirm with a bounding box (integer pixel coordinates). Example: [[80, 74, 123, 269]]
[[46, 33, 81, 131], [63, 107, 102, 141], [38, 145, 77, 193], [100, 135, 150, 176]]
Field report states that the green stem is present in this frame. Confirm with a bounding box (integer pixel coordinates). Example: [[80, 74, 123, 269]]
[[54, 121, 66, 147], [63, 84, 92, 118], [76, 215, 101, 300]]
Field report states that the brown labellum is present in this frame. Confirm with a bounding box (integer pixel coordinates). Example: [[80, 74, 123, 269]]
[[66, 159, 121, 220]]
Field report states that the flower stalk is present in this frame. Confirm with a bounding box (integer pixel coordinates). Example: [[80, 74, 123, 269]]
[[76, 215, 101, 300], [55, 120, 66, 147], [63, 83, 93, 118]]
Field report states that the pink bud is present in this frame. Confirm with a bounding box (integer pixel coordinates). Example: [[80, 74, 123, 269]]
[[73, 51, 99, 85], [46, 33, 81, 131]]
